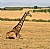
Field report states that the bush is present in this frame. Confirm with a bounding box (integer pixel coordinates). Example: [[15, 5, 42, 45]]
[[32, 19, 37, 22], [0, 18, 20, 21], [48, 20, 50, 22], [38, 19, 47, 22], [0, 17, 50, 22], [0, 18, 30, 21], [33, 9, 47, 13], [34, 6, 37, 9], [19, 48, 22, 49], [25, 19, 30, 21], [14, 18, 20, 21], [47, 9, 50, 13], [32, 19, 47, 22], [33, 9, 50, 13]]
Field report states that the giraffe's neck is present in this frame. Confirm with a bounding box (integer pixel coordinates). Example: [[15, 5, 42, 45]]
[[13, 12, 27, 33]]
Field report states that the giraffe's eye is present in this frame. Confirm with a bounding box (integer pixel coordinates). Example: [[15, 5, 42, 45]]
[[28, 12, 29, 14]]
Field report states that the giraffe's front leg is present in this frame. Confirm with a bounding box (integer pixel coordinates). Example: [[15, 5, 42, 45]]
[[16, 34, 21, 39]]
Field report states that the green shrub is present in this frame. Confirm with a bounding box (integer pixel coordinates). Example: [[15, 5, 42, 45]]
[[0, 18, 20, 21], [14, 18, 20, 21], [37, 19, 47, 22], [19, 48, 22, 49], [33, 9, 47, 13], [32, 19, 47, 22], [32, 19, 37, 22], [0, 18, 30, 21], [48, 20, 50, 22], [34, 6, 37, 9], [47, 9, 50, 13], [0, 17, 50, 22], [25, 19, 30, 21]]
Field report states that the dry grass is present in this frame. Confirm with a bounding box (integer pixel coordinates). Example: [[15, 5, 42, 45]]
[[0, 21, 50, 49], [0, 10, 50, 20]]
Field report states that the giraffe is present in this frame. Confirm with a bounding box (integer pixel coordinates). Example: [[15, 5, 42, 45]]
[[6, 11, 32, 39]]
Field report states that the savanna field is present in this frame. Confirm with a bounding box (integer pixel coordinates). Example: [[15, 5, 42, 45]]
[[0, 9, 50, 49]]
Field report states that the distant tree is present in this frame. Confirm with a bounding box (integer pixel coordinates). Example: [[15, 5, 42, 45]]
[[0, 8, 1, 10], [34, 6, 37, 9], [4, 8, 6, 10]]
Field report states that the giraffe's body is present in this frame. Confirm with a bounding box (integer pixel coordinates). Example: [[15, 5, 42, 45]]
[[6, 11, 32, 39]]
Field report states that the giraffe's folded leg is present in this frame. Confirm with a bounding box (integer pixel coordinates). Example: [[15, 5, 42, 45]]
[[16, 34, 21, 39], [6, 31, 16, 39], [6, 37, 15, 39]]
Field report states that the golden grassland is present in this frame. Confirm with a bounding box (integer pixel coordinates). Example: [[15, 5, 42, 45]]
[[0, 21, 50, 49], [0, 10, 50, 20], [0, 9, 50, 49]]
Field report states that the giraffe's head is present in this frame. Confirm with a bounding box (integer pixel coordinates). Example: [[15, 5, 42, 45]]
[[25, 10, 32, 17]]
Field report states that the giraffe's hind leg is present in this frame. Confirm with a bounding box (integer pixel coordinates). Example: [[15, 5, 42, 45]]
[[6, 31, 16, 39]]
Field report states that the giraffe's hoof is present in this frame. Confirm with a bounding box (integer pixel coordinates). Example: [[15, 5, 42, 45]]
[[20, 37, 23, 39], [18, 35, 23, 39]]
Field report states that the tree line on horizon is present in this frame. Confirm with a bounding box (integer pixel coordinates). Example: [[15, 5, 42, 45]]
[[0, 17, 50, 22], [0, 6, 50, 10]]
